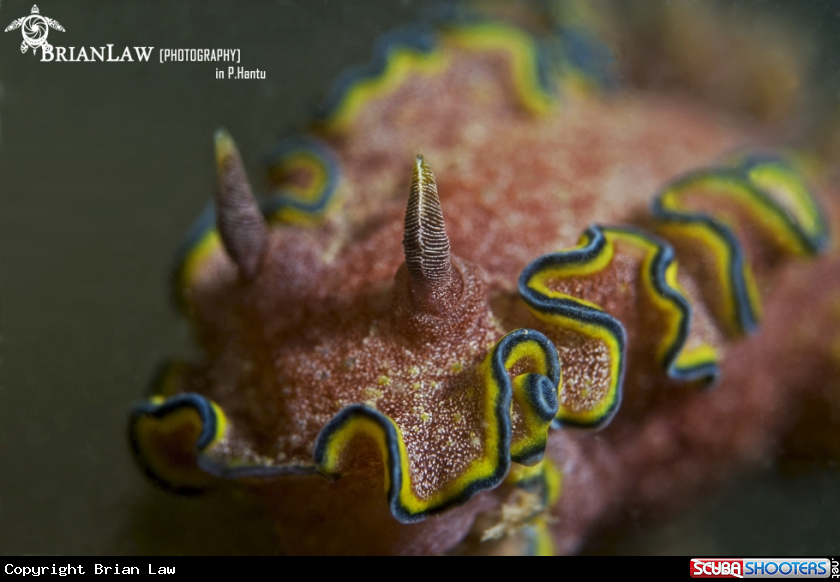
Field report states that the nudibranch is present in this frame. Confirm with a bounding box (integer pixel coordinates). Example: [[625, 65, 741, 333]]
[[129, 6, 840, 555]]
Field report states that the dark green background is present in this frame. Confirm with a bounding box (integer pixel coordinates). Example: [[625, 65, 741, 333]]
[[0, 0, 838, 555]]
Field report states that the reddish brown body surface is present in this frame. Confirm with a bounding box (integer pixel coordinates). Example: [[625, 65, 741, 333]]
[[144, 23, 840, 554], [549, 247, 840, 554]]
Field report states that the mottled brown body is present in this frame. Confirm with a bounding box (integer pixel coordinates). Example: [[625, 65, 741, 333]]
[[157, 29, 840, 554]]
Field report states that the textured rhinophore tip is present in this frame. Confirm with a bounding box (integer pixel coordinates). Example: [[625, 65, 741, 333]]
[[404, 155, 453, 285], [214, 129, 268, 280], [402, 155, 461, 313]]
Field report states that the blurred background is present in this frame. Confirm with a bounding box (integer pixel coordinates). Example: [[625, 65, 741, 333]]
[[0, 0, 839, 555]]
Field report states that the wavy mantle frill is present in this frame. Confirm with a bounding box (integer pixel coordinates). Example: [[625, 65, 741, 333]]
[[131, 329, 562, 522], [129, 8, 830, 543]]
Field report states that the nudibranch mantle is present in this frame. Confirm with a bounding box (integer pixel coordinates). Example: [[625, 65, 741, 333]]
[[129, 9, 837, 555]]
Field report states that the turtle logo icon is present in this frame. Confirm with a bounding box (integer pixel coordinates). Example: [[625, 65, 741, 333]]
[[4, 5, 65, 55]]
